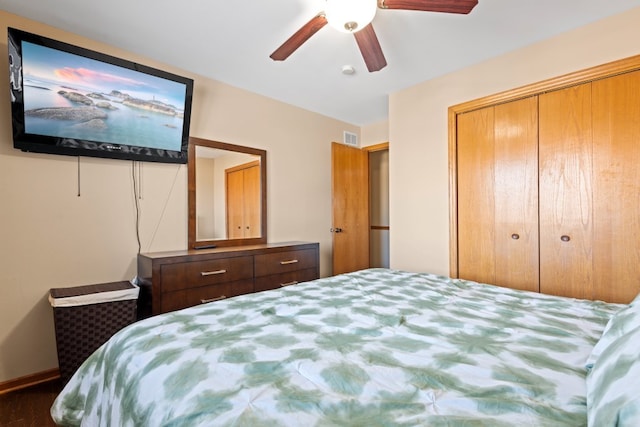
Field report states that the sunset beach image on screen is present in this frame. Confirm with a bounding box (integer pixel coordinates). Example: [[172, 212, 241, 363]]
[[21, 41, 188, 151]]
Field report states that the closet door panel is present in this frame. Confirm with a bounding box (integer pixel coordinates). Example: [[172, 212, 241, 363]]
[[457, 107, 497, 285], [457, 97, 538, 290], [227, 168, 245, 239], [592, 70, 640, 303], [493, 97, 539, 292], [539, 84, 594, 299], [243, 165, 261, 239]]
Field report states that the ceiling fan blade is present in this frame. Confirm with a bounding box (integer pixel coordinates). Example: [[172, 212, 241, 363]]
[[270, 14, 328, 61], [378, 0, 478, 14], [353, 24, 387, 72]]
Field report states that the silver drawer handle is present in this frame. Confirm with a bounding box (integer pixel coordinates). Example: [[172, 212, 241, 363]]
[[280, 259, 299, 265], [280, 281, 298, 287], [201, 269, 227, 276], [201, 295, 226, 303]]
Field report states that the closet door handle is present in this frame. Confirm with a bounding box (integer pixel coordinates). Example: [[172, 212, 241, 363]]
[[511, 233, 520, 240], [560, 235, 571, 242]]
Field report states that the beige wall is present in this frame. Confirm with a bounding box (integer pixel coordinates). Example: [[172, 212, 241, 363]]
[[389, 7, 640, 275], [0, 11, 358, 382], [361, 120, 389, 147]]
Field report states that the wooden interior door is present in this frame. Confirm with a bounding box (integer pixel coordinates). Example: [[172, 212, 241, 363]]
[[457, 97, 539, 291], [591, 70, 640, 303], [332, 142, 369, 275], [539, 83, 594, 299]]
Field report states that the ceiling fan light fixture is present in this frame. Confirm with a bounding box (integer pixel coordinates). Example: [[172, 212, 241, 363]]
[[325, 0, 377, 33]]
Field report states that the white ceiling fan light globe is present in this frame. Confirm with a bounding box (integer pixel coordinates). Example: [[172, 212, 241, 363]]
[[325, 0, 377, 33]]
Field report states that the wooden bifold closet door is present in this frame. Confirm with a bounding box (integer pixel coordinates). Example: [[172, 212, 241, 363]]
[[540, 71, 640, 302], [226, 162, 261, 239], [455, 69, 640, 303], [590, 71, 640, 303], [538, 83, 594, 299], [457, 96, 539, 292]]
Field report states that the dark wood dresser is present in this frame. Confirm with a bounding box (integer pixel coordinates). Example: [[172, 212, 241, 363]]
[[137, 241, 319, 316]]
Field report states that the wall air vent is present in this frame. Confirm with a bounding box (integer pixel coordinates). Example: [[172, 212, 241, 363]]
[[343, 131, 359, 147]]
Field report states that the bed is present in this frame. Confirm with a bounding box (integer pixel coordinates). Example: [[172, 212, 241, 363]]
[[50, 268, 640, 426]]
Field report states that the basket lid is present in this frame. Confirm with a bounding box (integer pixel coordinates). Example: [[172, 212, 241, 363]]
[[49, 281, 138, 307]]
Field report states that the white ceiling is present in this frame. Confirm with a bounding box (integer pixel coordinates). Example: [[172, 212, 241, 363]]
[[2, 0, 640, 126]]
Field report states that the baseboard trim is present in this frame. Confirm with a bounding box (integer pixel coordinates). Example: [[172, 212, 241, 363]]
[[0, 368, 60, 395]]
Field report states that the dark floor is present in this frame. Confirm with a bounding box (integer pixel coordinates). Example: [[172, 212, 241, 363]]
[[0, 380, 62, 427]]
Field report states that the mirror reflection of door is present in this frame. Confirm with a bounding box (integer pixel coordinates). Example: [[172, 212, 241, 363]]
[[195, 146, 261, 241], [226, 161, 261, 239]]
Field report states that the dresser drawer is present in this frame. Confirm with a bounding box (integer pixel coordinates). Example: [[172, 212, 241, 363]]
[[161, 279, 254, 313], [254, 249, 317, 277], [160, 256, 253, 292], [254, 268, 319, 292]]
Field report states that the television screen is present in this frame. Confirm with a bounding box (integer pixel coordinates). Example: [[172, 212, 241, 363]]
[[8, 27, 194, 163]]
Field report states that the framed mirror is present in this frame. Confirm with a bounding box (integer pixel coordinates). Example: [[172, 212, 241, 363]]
[[188, 136, 267, 249]]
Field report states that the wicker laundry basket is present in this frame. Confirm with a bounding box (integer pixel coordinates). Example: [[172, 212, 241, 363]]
[[49, 281, 139, 384]]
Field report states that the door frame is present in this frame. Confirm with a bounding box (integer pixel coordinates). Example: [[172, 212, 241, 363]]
[[448, 54, 640, 278], [365, 143, 390, 268]]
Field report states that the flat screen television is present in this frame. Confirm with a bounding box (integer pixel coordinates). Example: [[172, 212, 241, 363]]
[[8, 27, 194, 164]]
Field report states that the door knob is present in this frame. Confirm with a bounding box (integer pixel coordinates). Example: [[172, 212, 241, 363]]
[[511, 233, 520, 240], [330, 228, 343, 233], [561, 235, 571, 242]]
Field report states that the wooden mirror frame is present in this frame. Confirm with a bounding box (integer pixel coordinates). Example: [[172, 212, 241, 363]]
[[188, 136, 267, 249]]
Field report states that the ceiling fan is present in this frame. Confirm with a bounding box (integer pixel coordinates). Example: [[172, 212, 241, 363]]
[[270, 0, 479, 72]]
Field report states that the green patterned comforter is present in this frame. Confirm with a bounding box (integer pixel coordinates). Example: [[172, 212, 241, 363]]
[[51, 268, 622, 426]]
